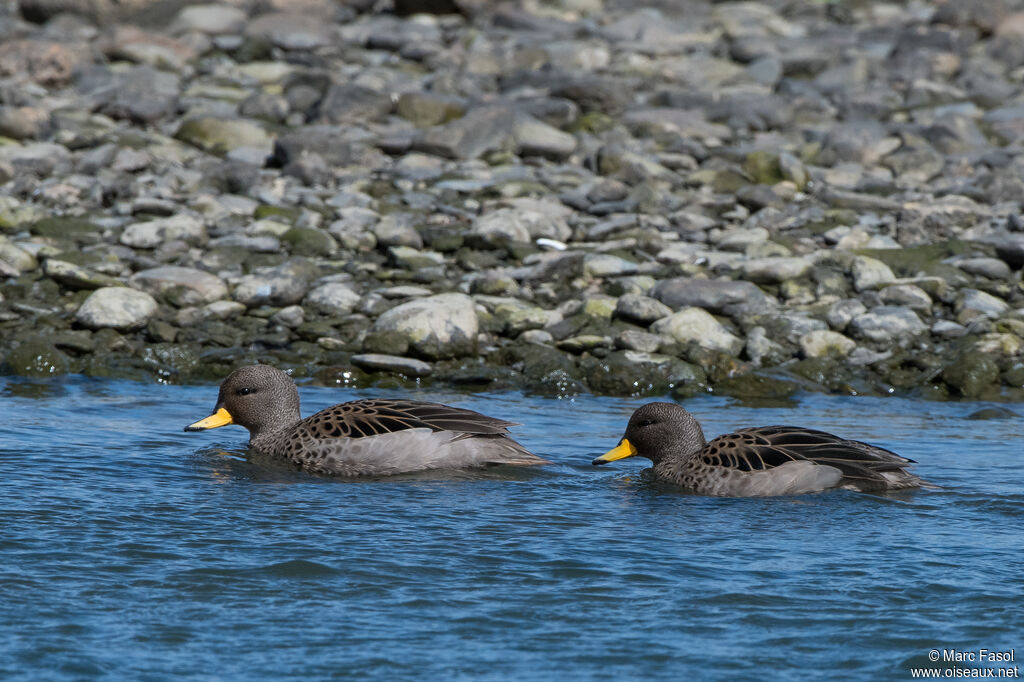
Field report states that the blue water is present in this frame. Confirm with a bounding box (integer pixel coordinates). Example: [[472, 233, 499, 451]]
[[1, 375, 1021, 680]]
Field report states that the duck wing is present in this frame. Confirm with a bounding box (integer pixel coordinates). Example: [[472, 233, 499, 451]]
[[300, 398, 520, 440], [703, 425, 918, 492]]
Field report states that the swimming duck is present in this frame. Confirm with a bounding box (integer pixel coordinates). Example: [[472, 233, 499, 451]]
[[185, 365, 548, 475], [592, 402, 928, 496]]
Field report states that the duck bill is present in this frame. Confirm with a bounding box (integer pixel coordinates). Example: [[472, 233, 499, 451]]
[[592, 438, 638, 465], [184, 407, 234, 432]]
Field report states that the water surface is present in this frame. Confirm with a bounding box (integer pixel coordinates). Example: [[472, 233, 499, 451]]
[[1, 376, 1021, 680]]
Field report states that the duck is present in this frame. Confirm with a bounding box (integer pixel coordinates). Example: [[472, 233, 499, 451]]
[[185, 365, 548, 476], [592, 402, 928, 496]]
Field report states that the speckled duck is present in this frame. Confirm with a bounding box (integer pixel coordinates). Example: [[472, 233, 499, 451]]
[[593, 402, 929, 496], [185, 365, 548, 475]]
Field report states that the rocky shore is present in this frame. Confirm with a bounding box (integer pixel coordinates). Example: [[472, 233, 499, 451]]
[[2, 0, 1024, 401]]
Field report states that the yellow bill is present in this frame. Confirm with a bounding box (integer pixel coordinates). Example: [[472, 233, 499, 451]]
[[592, 438, 638, 465], [184, 407, 234, 432]]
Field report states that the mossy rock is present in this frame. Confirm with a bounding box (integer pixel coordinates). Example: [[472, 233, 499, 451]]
[[3, 338, 71, 376], [714, 372, 801, 403], [855, 240, 972, 278], [253, 205, 301, 223], [744, 151, 783, 185], [942, 351, 1000, 398], [31, 217, 104, 242], [282, 228, 337, 257]]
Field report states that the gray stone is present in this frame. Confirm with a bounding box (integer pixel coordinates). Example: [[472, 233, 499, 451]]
[[955, 289, 1009, 322], [129, 266, 228, 306], [651, 278, 773, 316], [246, 12, 335, 50], [826, 298, 867, 331], [615, 329, 665, 353], [614, 294, 672, 326], [232, 260, 316, 307], [44, 259, 120, 289], [651, 307, 744, 355], [271, 305, 304, 328], [742, 256, 811, 284], [416, 106, 517, 160], [878, 284, 933, 313], [120, 215, 205, 249], [176, 117, 274, 156], [76, 287, 158, 331], [954, 257, 1012, 280], [175, 4, 247, 34], [851, 255, 896, 292], [799, 330, 856, 358], [351, 353, 433, 378], [849, 306, 926, 343], [745, 326, 790, 366], [584, 254, 639, 278], [514, 113, 577, 160], [372, 214, 423, 249], [932, 320, 968, 339], [304, 282, 361, 316], [0, 242, 38, 274], [471, 208, 531, 244], [370, 293, 478, 359]]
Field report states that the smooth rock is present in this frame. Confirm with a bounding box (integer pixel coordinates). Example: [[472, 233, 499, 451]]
[[76, 287, 158, 331], [955, 289, 1009, 322], [304, 282, 361, 316], [129, 266, 228, 306], [370, 293, 479, 359], [120, 215, 205, 249], [851, 255, 896, 292], [614, 294, 672, 326], [799, 330, 856, 358], [849, 306, 926, 343], [651, 278, 773, 316], [742, 256, 811, 284], [651, 307, 744, 355], [351, 353, 433, 378], [232, 260, 316, 307]]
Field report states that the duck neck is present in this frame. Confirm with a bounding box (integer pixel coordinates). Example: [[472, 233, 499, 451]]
[[247, 401, 301, 448]]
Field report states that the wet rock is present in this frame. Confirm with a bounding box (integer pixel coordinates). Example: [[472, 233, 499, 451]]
[[129, 266, 228, 306], [76, 287, 158, 331], [849, 306, 926, 344], [369, 293, 478, 359], [351, 353, 432, 378], [651, 307, 744, 355], [942, 352, 1000, 398], [3, 337, 71, 376], [615, 329, 665, 353]]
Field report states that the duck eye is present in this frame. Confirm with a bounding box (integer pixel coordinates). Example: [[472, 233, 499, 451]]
[[236, 387, 256, 396], [637, 419, 653, 427]]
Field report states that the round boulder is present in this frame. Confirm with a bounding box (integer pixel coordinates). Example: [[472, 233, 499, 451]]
[[76, 287, 158, 330], [370, 293, 478, 359]]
